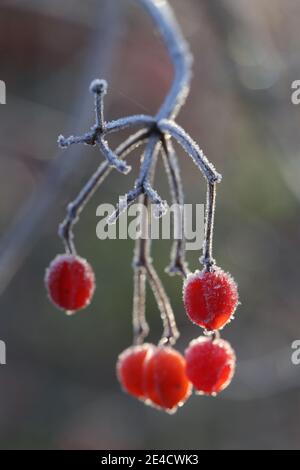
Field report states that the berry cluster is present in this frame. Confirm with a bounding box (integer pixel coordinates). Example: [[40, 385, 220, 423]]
[[44, 0, 241, 414], [116, 336, 236, 413], [45, 254, 238, 412], [115, 268, 238, 412], [117, 345, 191, 413]]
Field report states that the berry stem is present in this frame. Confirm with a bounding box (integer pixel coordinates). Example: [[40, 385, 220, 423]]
[[146, 259, 180, 346], [132, 265, 148, 345], [132, 192, 150, 345], [132, 142, 179, 346], [161, 135, 189, 278], [201, 182, 217, 271]]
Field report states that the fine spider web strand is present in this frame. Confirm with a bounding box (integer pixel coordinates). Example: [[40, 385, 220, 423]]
[[201, 181, 217, 272], [59, 129, 151, 254], [161, 136, 189, 278]]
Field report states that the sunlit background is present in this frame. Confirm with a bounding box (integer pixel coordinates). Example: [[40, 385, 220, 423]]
[[0, 0, 300, 450]]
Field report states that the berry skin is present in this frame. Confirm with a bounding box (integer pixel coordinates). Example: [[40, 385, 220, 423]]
[[183, 268, 239, 331], [143, 346, 192, 413], [45, 254, 95, 313], [185, 336, 236, 395], [116, 344, 154, 400]]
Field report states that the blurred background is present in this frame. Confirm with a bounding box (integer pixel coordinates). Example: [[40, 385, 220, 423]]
[[0, 0, 300, 450]]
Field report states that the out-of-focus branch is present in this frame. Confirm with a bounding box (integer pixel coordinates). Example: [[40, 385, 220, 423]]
[[0, 0, 120, 295]]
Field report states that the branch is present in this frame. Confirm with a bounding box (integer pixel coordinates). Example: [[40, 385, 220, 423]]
[[139, 0, 193, 119], [59, 129, 150, 253], [158, 119, 222, 183], [107, 136, 165, 224], [58, 88, 155, 174]]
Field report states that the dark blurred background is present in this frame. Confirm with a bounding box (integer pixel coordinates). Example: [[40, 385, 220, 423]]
[[0, 0, 300, 450]]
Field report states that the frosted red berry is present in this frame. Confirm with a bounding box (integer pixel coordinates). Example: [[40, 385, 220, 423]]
[[45, 254, 95, 312], [185, 336, 236, 395], [183, 268, 239, 331], [143, 346, 192, 412], [116, 344, 154, 400]]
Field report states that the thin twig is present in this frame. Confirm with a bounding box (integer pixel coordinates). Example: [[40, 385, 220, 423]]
[[59, 129, 150, 253], [132, 137, 179, 346], [133, 192, 179, 346], [107, 134, 166, 224], [132, 214, 149, 344], [145, 259, 179, 346], [89, 79, 107, 130], [161, 136, 189, 278]]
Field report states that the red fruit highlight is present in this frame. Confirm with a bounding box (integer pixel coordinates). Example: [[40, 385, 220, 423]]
[[117, 344, 154, 400], [45, 254, 95, 312], [183, 268, 239, 331], [185, 336, 236, 395], [143, 346, 192, 412]]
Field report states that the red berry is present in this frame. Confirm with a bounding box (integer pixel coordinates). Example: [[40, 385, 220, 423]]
[[116, 344, 154, 400], [183, 268, 238, 331], [185, 336, 236, 395], [45, 254, 95, 312], [143, 346, 192, 412]]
